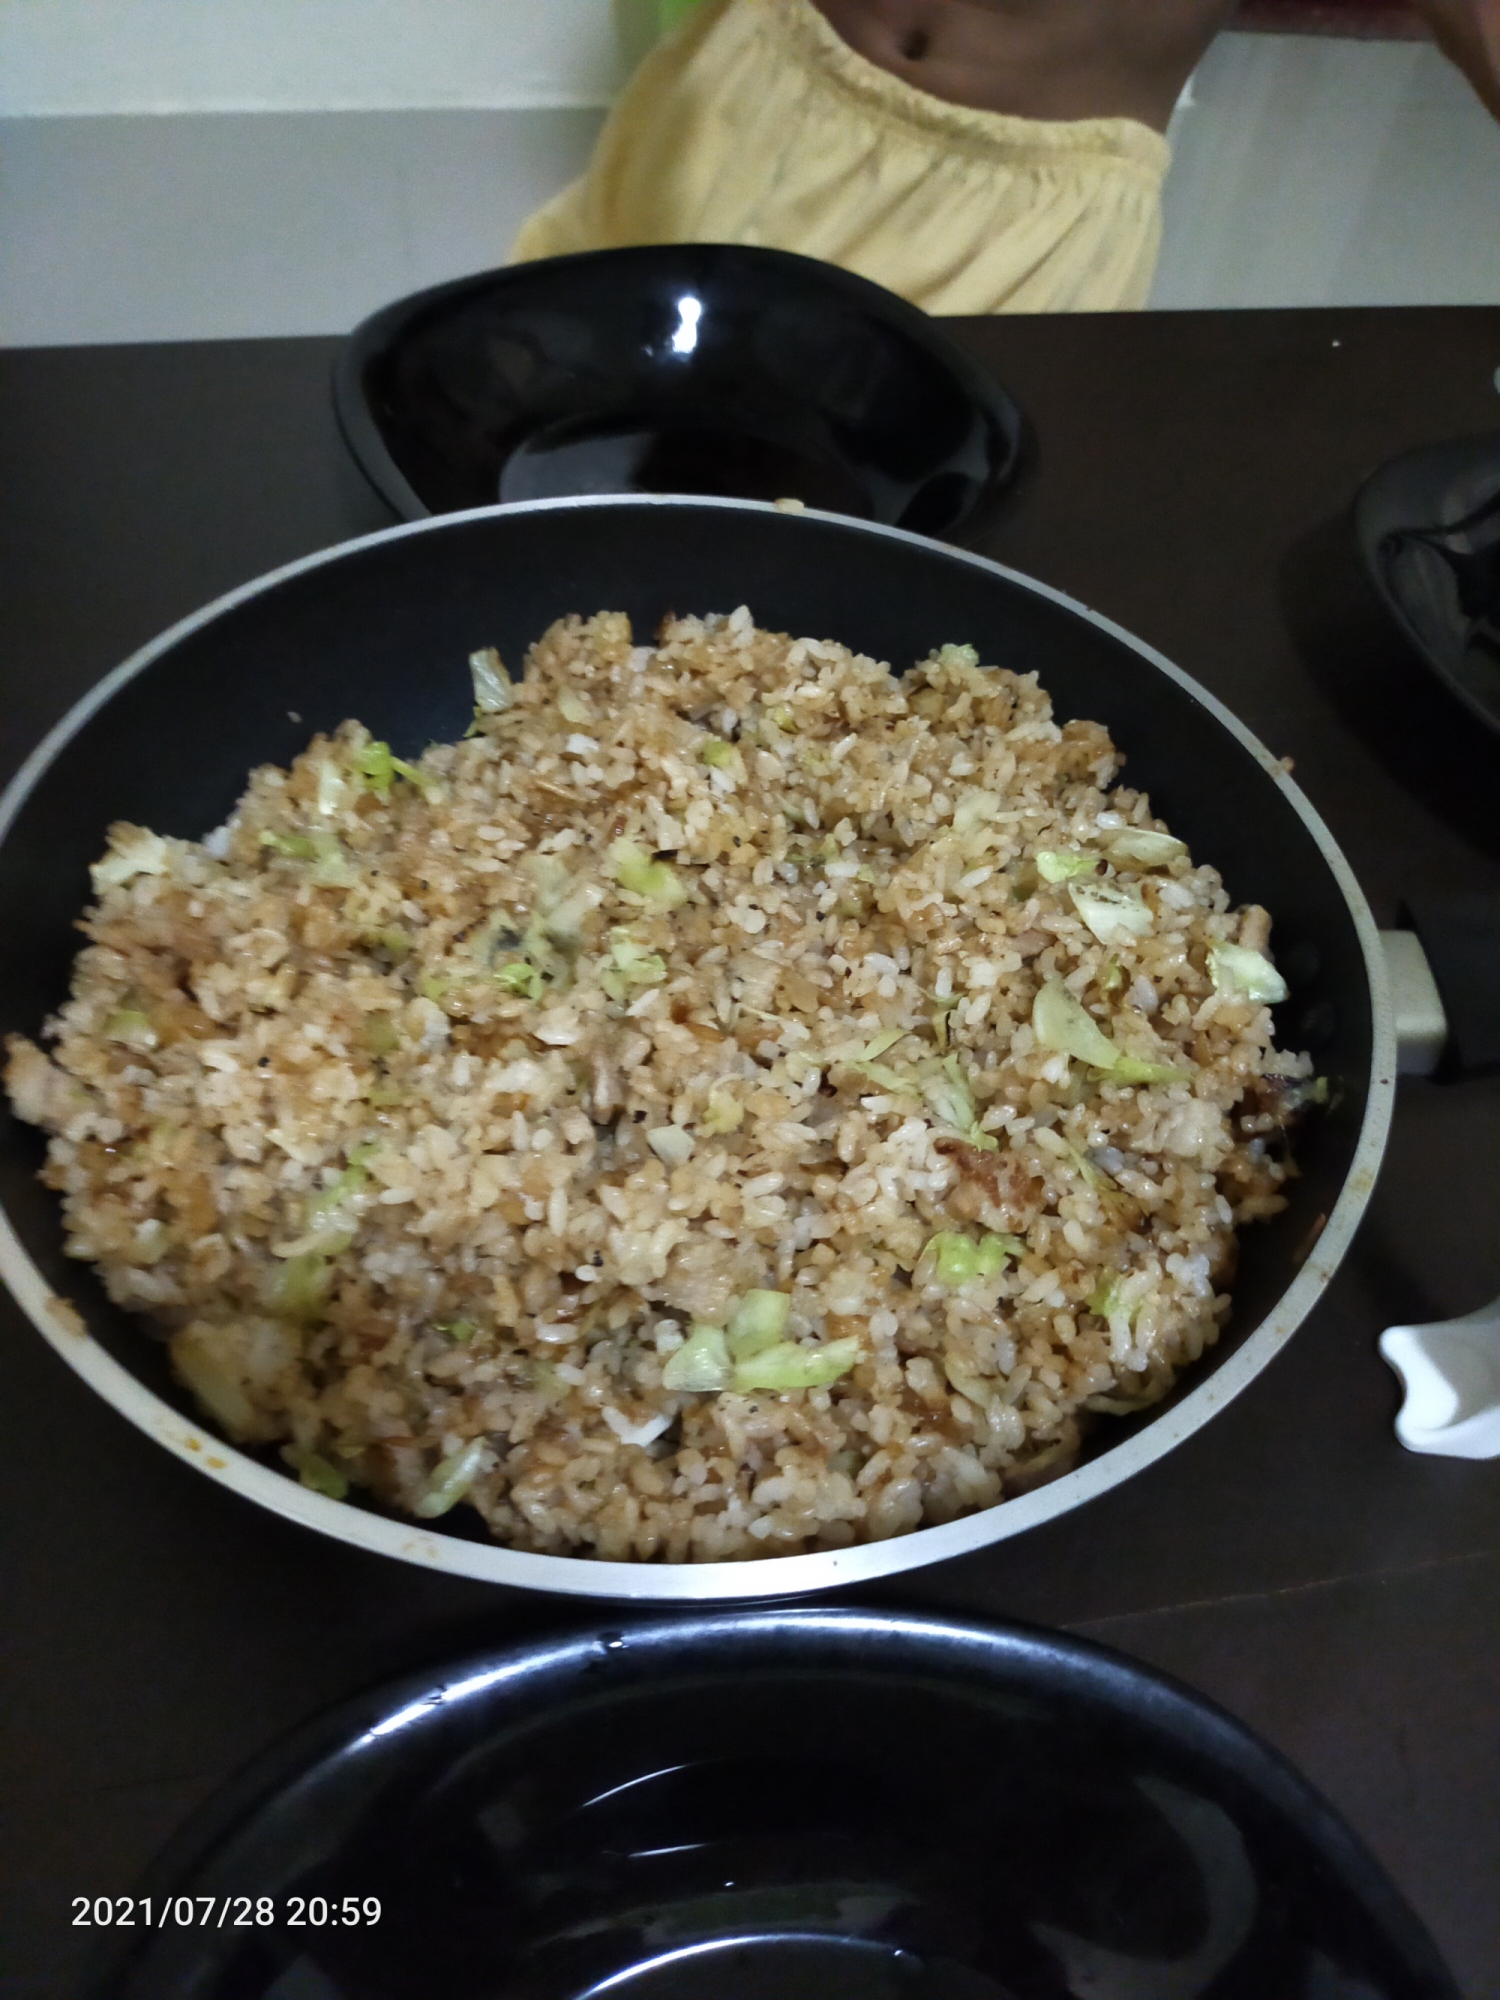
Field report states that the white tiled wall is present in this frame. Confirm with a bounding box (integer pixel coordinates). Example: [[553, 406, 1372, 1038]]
[[0, 3, 1495, 345]]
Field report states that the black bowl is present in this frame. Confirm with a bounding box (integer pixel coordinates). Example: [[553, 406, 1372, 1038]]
[[1354, 429, 1500, 738], [89, 1609, 1455, 2000], [332, 246, 1028, 540]]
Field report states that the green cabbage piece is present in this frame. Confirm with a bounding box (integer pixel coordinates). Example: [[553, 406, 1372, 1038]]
[[104, 1006, 157, 1050], [1208, 943, 1288, 1005], [259, 831, 317, 860], [355, 741, 396, 797], [733, 1335, 862, 1392], [726, 1290, 791, 1360], [1032, 979, 1189, 1085], [661, 1324, 732, 1392], [1104, 828, 1186, 869], [469, 646, 512, 714], [609, 839, 688, 910], [270, 1251, 333, 1324], [1069, 879, 1154, 946], [1032, 978, 1119, 1068], [413, 1438, 488, 1519], [920, 1055, 998, 1152], [1036, 850, 1099, 883], [364, 1012, 400, 1056], [281, 1444, 349, 1500], [495, 961, 544, 1000], [921, 1232, 1023, 1287], [700, 737, 737, 768], [91, 825, 170, 891], [601, 931, 668, 1003]]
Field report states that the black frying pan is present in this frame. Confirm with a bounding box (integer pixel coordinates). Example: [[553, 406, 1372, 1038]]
[[0, 499, 1394, 1598]]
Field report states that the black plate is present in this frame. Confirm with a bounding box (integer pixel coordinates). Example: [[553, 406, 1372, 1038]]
[[1354, 429, 1500, 737], [332, 246, 1028, 540], [87, 1609, 1455, 2000]]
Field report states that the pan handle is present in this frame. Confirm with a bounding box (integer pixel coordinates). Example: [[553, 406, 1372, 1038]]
[[1380, 1298, 1500, 1459], [1382, 891, 1500, 1080]]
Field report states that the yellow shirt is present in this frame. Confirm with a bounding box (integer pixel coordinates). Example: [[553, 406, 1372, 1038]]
[[511, 0, 1171, 315]]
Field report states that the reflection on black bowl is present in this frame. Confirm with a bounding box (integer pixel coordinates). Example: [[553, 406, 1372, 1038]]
[[91, 1611, 1456, 2000], [333, 246, 1028, 541], [1354, 429, 1500, 738]]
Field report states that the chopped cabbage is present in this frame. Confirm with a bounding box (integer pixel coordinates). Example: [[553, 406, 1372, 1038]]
[[389, 754, 442, 801], [259, 831, 317, 860], [609, 839, 688, 910], [1032, 979, 1118, 1068], [700, 737, 737, 768], [494, 960, 544, 999], [1104, 827, 1186, 869], [314, 758, 347, 817], [952, 791, 998, 837], [601, 931, 667, 1003], [935, 643, 979, 670], [1209, 942, 1288, 1005], [281, 1444, 349, 1500], [274, 1163, 368, 1259], [469, 646, 512, 714], [1037, 850, 1099, 883], [732, 1335, 862, 1392], [269, 1251, 333, 1324], [103, 1006, 157, 1050], [726, 1289, 791, 1360], [413, 1438, 488, 1518], [920, 1055, 999, 1151], [91, 825, 170, 892], [699, 1086, 744, 1135], [1069, 879, 1153, 946], [1110, 1056, 1191, 1085], [662, 1323, 732, 1392], [258, 829, 351, 884], [1031, 979, 1189, 1085], [646, 1126, 695, 1167], [355, 741, 396, 797], [557, 691, 589, 725], [364, 1012, 400, 1056], [920, 1232, 1023, 1287]]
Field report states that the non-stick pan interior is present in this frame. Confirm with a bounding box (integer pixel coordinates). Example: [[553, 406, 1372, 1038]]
[[0, 500, 1374, 1487]]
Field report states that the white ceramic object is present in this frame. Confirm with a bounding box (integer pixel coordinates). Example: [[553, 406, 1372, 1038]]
[[1379, 1298, 1500, 1459]]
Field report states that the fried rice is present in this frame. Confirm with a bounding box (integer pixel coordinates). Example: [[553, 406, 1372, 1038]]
[[4, 609, 1313, 1561]]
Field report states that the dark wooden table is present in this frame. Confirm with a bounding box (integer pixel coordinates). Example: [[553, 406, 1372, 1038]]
[[2, 310, 1498, 2000]]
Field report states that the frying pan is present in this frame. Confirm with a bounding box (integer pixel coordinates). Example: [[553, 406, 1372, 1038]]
[[0, 498, 1396, 1599]]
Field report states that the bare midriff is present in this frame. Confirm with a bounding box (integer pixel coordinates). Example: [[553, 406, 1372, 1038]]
[[810, 0, 1238, 131]]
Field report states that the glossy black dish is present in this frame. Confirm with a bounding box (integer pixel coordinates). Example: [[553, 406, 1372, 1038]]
[[88, 1608, 1456, 2000], [1354, 429, 1500, 738], [332, 246, 1027, 539]]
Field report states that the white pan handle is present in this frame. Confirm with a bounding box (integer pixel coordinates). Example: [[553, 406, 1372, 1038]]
[[1379, 1297, 1500, 1458]]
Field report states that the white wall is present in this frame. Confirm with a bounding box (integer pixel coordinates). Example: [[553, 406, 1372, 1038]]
[[0, 0, 643, 113], [1155, 30, 1500, 308]]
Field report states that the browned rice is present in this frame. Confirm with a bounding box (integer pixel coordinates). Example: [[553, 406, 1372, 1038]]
[[4, 610, 1308, 1561]]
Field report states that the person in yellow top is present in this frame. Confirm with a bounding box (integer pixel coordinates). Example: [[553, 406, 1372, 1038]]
[[513, 0, 1500, 316]]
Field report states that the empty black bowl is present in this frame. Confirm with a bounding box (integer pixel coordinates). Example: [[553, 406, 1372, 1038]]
[[1354, 429, 1500, 738], [332, 246, 1028, 541], [90, 1610, 1455, 2000]]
